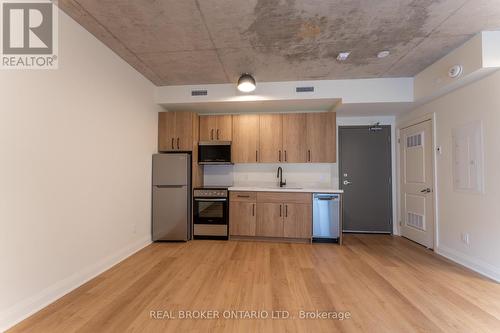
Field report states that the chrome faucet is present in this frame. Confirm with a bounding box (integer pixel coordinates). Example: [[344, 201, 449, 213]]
[[277, 167, 286, 187]]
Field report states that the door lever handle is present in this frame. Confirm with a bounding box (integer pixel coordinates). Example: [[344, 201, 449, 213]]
[[343, 180, 352, 185], [420, 188, 432, 193]]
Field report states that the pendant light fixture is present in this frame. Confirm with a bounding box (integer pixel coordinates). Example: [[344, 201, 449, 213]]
[[237, 73, 256, 92]]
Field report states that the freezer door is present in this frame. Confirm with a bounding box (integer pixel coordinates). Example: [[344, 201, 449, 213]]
[[152, 185, 189, 241], [152, 154, 190, 186], [313, 194, 340, 239]]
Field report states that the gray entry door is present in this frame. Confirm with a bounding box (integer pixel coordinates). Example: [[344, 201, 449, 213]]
[[339, 126, 392, 233]]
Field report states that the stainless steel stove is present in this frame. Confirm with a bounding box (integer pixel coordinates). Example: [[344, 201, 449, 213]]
[[193, 187, 229, 240]]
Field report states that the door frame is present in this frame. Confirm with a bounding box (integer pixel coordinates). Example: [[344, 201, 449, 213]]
[[397, 113, 438, 249], [338, 125, 393, 234]]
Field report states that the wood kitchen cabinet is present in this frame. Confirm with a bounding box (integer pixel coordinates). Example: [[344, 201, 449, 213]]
[[282, 113, 307, 163], [199, 115, 232, 141], [259, 114, 283, 163], [229, 192, 257, 236], [232, 114, 260, 163], [158, 111, 196, 151], [306, 112, 336, 163], [229, 191, 312, 240], [283, 203, 312, 238], [256, 203, 284, 237], [158, 111, 203, 187], [158, 112, 176, 151], [256, 192, 312, 240], [229, 202, 256, 236]]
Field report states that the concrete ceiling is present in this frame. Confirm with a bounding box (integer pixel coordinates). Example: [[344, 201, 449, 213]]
[[58, 0, 500, 86]]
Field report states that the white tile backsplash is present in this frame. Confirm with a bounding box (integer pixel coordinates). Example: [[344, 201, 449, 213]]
[[203, 163, 339, 188]]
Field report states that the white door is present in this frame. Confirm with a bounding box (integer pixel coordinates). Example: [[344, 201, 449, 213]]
[[400, 120, 435, 248]]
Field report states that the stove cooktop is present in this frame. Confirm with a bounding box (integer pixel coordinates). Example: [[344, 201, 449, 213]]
[[193, 186, 229, 198]]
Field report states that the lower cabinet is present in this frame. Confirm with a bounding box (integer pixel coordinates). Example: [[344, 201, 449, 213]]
[[230, 191, 312, 240], [229, 201, 256, 236], [283, 203, 312, 238], [256, 203, 284, 237]]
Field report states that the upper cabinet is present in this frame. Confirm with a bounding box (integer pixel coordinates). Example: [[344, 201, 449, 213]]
[[158, 111, 203, 187], [199, 115, 216, 142], [158, 111, 197, 152], [259, 114, 283, 163], [282, 113, 307, 163], [216, 115, 232, 141], [199, 115, 232, 141], [232, 114, 260, 163], [159, 111, 336, 164], [306, 112, 336, 163], [258, 113, 336, 164]]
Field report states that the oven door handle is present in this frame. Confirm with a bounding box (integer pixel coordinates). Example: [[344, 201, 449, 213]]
[[194, 198, 227, 202]]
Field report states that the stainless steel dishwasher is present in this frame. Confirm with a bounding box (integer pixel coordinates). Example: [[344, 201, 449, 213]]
[[312, 193, 341, 243]]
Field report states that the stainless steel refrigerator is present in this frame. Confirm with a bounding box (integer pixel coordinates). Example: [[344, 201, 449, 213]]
[[152, 153, 191, 241]]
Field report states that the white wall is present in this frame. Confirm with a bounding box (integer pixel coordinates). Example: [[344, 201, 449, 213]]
[[0, 11, 161, 330], [398, 70, 500, 282], [155, 78, 414, 105], [414, 31, 500, 104]]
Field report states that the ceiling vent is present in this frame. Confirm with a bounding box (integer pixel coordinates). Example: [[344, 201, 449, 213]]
[[191, 89, 208, 96], [296, 86, 315, 93]]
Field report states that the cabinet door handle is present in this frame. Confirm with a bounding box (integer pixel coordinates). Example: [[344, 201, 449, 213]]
[[280, 204, 282, 217], [211, 129, 214, 140], [255, 150, 258, 162], [285, 150, 287, 162], [237, 195, 250, 198], [171, 138, 174, 150], [177, 138, 180, 149], [278, 150, 281, 162], [217, 129, 220, 140], [252, 203, 255, 216], [308, 150, 311, 162], [285, 204, 288, 217]]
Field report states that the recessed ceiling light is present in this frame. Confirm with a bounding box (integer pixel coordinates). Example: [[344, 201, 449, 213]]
[[377, 50, 390, 58], [336, 52, 350, 61], [237, 73, 256, 93]]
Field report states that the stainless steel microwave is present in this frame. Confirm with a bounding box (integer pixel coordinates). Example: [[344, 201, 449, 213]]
[[198, 141, 232, 165]]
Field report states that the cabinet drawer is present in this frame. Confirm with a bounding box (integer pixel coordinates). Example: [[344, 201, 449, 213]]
[[257, 192, 311, 204], [230, 191, 257, 202]]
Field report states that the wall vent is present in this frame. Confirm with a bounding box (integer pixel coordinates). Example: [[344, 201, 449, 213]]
[[191, 89, 208, 96], [406, 133, 422, 148], [407, 212, 425, 231], [296, 86, 315, 93]]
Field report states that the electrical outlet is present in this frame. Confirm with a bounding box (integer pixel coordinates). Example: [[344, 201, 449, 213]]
[[461, 233, 470, 247]]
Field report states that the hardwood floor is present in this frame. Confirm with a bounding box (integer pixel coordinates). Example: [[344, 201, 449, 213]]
[[8, 235, 500, 333]]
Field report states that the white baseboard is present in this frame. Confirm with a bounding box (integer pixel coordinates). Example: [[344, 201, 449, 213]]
[[436, 245, 500, 283], [0, 236, 151, 332]]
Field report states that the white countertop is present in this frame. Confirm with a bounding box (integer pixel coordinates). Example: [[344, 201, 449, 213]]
[[228, 183, 343, 194]]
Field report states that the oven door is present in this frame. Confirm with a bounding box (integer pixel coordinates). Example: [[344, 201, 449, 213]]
[[193, 198, 228, 225]]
